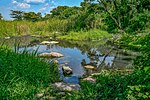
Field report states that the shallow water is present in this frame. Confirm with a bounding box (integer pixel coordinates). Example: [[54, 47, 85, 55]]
[[0, 36, 134, 84]]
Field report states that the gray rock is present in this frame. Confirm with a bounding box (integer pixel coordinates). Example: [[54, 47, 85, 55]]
[[62, 66, 72, 75], [38, 52, 64, 58], [51, 82, 80, 91]]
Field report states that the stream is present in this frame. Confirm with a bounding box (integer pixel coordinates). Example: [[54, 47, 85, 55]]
[[0, 35, 135, 84]]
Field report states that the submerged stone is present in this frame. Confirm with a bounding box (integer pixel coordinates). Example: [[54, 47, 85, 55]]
[[63, 76, 79, 84]]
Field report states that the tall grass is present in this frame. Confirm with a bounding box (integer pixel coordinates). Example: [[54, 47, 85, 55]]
[[0, 19, 69, 38], [59, 29, 112, 41], [0, 46, 59, 99]]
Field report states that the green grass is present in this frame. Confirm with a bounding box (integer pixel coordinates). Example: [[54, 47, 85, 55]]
[[59, 29, 112, 41], [0, 19, 69, 38], [66, 69, 150, 99], [0, 46, 59, 99]]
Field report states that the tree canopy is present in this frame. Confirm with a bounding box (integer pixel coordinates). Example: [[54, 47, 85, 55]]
[[0, 13, 3, 20]]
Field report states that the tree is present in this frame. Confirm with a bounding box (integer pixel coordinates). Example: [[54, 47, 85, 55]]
[[23, 12, 42, 22], [95, 0, 150, 33], [43, 14, 52, 20], [0, 13, 3, 20], [10, 10, 24, 20], [50, 6, 69, 18]]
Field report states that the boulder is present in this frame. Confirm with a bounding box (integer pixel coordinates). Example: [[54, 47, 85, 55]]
[[62, 66, 72, 75], [84, 65, 96, 70], [38, 52, 64, 58], [51, 82, 80, 91]]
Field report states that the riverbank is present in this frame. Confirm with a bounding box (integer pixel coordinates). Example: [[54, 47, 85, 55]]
[[0, 34, 149, 99], [0, 46, 60, 99]]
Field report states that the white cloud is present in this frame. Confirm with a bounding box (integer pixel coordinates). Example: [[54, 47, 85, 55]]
[[12, 0, 30, 8], [39, 7, 46, 11], [19, 3, 30, 8], [25, 0, 46, 3]]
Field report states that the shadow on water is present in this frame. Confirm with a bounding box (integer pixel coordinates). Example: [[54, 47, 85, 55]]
[[0, 36, 135, 84]]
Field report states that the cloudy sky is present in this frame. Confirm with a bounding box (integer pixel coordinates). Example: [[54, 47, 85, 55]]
[[0, 0, 83, 20]]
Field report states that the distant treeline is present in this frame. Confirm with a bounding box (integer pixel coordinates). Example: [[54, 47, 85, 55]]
[[0, 0, 150, 33]]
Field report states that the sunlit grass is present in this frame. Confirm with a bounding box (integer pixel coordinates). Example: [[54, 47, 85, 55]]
[[0, 46, 59, 99], [59, 29, 112, 41]]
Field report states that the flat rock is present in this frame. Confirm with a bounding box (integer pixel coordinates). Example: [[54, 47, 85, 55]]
[[84, 65, 96, 70], [38, 52, 64, 58], [40, 41, 59, 45], [62, 66, 72, 75], [51, 82, 80, 91], [83, 77, 96, 83]]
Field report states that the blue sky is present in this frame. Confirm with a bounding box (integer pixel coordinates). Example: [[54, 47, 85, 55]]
[[0, 0, 83, 20]]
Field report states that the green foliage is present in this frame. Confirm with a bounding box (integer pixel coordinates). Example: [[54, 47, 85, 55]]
[[0, 46, 59, 99], [59, 29, 111, 41], [24, 12, 42, 22], [10, 10, 24, 20], [0, 13, 3, 20], [96, 0, 150, 33], [66, 67, 150, 99]]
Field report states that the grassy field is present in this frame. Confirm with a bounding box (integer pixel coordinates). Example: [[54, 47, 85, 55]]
[[0, 46, 59, 99]]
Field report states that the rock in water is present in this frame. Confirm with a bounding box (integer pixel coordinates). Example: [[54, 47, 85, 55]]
[[40, 41, 51, 45], [50, 52, 63, 57], [51, 82, 80, 91], [49, 41, 59, 44], [62, 66, 72, 75], [40, 41, 59, 45], [38, 52, 64, 58], [84, 65, 96, 70]]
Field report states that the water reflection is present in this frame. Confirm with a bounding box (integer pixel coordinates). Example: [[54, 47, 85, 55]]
[[0, 36, 134, 84]]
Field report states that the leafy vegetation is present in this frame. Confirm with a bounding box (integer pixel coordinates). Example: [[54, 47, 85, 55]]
[[0, 0, 150, 99], [0, 46, 59, 99], [59, 29, 111, 41]]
